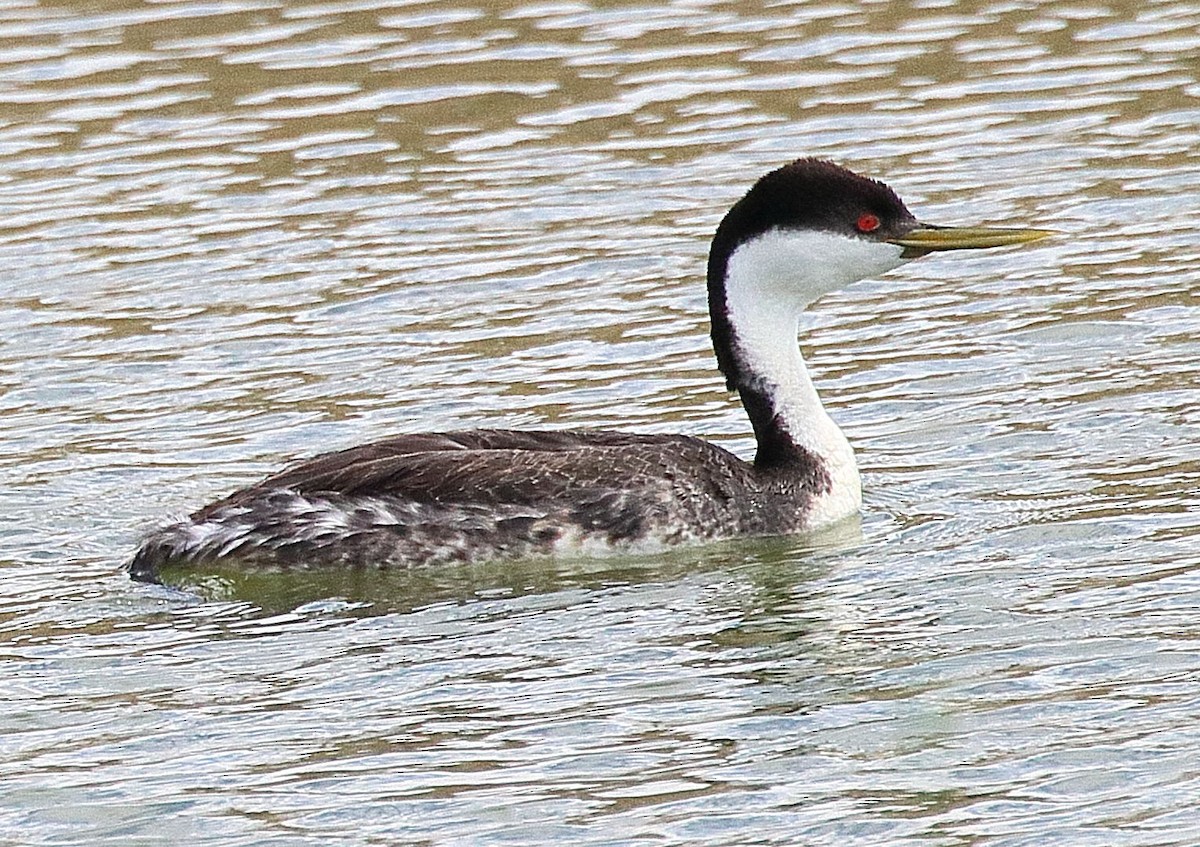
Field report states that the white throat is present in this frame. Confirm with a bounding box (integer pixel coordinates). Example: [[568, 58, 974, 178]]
[[722, 228, 908, 524]]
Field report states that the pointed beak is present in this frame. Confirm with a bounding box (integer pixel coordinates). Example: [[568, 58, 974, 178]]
[[889, 223, 1056, 253]]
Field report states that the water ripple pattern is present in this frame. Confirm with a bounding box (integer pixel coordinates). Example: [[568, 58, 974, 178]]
[[1, 0, 1198, 845]]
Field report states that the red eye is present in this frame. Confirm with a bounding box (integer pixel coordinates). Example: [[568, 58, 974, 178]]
[[856, 213, 881, 233]]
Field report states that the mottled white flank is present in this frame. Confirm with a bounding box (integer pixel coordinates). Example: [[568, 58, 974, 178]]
[[548, 525, 677, 559], [170, 492, 676, 566], [722, 228, 909, 527]]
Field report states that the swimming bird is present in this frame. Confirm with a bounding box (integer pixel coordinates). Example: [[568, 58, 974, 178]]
[[129, 158, 1051, 580]]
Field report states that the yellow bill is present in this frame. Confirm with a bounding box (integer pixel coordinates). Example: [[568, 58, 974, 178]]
[[889, 225, 1057, 251]]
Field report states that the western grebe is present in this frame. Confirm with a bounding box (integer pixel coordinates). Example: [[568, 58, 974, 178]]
[[129, 159, 1051, 580]]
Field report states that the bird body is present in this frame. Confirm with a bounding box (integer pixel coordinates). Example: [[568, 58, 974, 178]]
[[129, 159, 1051, 580], [133, 429, 825, 573]]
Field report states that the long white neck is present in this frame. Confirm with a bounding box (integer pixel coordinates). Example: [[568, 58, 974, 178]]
[[718, 228, 908, 523]]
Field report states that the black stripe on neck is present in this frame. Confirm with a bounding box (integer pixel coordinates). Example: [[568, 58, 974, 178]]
[[736, 383, 830, 496]]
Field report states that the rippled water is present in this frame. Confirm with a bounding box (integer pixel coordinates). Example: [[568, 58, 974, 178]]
[[3, 1, 1199, 844]]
